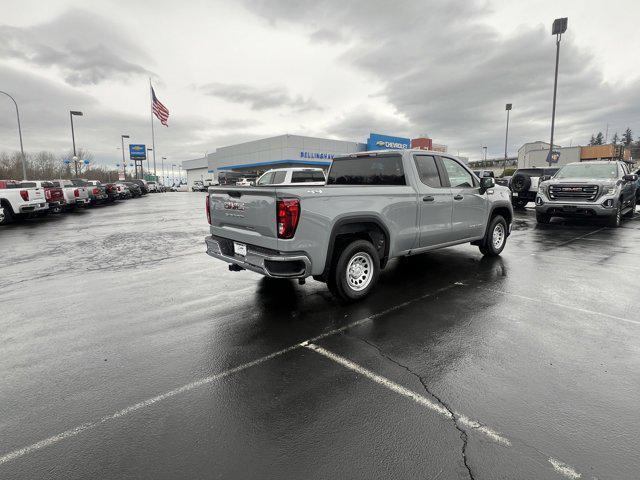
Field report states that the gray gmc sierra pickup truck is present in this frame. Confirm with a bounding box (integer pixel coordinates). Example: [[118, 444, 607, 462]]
[[205, 149, 513, 300], [535, 161, 638, 227]]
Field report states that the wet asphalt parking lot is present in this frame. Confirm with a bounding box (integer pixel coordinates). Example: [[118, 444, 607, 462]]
[[1, 192, 639, 480]]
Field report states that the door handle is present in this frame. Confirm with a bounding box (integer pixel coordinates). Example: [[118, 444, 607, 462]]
[[454, 195, 464, 200], [423, 195, 435, 202]]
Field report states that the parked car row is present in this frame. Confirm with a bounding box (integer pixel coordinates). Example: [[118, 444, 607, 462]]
[[0, 178, 163, 226]]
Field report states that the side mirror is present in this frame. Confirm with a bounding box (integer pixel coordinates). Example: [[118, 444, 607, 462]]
[[480, 176, 495, 191], [623, 174, 638, 182], [540, 175, 552, 182]]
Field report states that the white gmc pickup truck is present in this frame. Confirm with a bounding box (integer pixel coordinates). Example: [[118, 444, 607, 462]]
[[0, 180, 47, 225]]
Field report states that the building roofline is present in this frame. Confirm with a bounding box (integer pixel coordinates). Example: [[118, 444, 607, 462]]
[[216, 159, 332, 171]]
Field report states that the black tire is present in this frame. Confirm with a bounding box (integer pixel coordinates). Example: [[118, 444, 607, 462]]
[[0, 204, 14, 225], [512, 199, 527, 209], [624, 196, 636, 218], [608, 202, 622, 228], [479, 215, 508, 257], [510, 173, 531, 194], [328, 239, 380, 301], [536, 212, 550, 224]]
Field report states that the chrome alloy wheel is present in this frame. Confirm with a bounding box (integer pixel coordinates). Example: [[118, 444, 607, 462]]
[[492, 223, 506, 250], [346, 252, 373, 291]]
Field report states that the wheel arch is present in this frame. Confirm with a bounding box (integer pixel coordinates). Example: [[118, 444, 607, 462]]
[[321, 215, 391, 280]]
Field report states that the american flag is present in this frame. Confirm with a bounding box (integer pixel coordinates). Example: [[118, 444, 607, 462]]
[[151, 87, 169, 126]]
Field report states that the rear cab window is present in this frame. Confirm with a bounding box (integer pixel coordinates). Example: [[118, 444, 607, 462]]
[[413, 155, 443, 187], [327, 154, 405, 185], [272, 171, 287, 184], [291, 171, 325, 183]]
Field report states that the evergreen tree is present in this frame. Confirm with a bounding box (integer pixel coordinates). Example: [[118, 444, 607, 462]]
[[622, 127, 633, 146], [594, 132, 604, 145], [589, 134, 596, 146], [611, 133, 619, 145]]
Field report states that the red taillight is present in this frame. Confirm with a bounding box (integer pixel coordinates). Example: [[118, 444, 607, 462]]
[[45, 189, 51, 200], [20, 189, 29, 201], [205, 195, 211, 225], [277, 199, 300, 239], [92, 187, 100, 195], [74, 188, 79, 198]]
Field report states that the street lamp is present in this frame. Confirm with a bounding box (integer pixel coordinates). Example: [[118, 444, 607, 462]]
[[161, 157, 166, 187], [69, 110, 83, 176], [121, 135, 130, 179], [0, 91, 27, 180], [548, 17, 568, 166], [504, 103, 512, 174]]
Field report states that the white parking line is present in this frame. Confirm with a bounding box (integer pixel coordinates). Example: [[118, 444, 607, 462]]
[[303, 342, 511, 446], [480, 287, 640, 327], [305, 342, 586, 478], [0, 282, 461, 466], [553, 227, 606, 248]]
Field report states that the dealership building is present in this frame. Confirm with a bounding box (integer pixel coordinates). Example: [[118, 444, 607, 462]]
[[182, 133, 448, 188]]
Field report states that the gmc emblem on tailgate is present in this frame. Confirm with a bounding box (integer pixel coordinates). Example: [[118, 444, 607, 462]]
[[223, 201, 245, 211]]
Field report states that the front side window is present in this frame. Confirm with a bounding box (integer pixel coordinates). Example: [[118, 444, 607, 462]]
[[441, 157, 474, 188], [327, 155, 405, 185], [413, 155, 442, 187]]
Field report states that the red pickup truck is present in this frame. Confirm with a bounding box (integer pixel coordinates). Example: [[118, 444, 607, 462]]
[[29, 181, 66, 213]]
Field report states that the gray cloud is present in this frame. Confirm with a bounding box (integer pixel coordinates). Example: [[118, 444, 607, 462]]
[[243, 0, 640, 158], [0, 10, 152, 86], [201, 82, 323, 112]]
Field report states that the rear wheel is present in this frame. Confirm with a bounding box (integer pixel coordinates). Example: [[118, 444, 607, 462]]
[[0, 204, 14, 225], [328, 239, 380, 301], [536, 212, 550, 224], [479, 215, 508, 257]]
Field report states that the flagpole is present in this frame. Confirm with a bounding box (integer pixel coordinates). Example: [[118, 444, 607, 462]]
[[149, 78, 157, 177]]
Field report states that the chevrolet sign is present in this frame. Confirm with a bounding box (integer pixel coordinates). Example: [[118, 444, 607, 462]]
[[367, 133, 410, 151]]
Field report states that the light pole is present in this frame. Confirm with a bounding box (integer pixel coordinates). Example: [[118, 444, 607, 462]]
[[549, 17, 568, 166], [482, 146, 487, 162], [69, 110, 83, 176], [161, 157, 166, 186], [0, 91, 27, 180], [146, 148, 152, 180], [121, 135, 129, 179], [171, 164, 176, 187], [504, 103, 512, 174]]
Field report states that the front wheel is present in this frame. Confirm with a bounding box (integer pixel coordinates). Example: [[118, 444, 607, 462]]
[[328, 240, 380, 301], [479, 215, 508, 257], [608, 203, 622, 227], [624, 196, 636, 218], [536, 212, 550, 224], [0, 206, 12, 225]]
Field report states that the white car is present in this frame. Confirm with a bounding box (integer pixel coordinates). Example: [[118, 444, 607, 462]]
[[147, 181, 158, 192], [255, 167, 326, 186], [235, 177, 254, 186], [0, 179, 47, 224]]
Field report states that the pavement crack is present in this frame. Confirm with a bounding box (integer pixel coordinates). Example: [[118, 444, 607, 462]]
[[345, 333, 476, 480]]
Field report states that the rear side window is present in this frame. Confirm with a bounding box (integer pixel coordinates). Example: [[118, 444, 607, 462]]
[[257, 172, 274, 185], [291, 171, 325, 183], [272, 171, 286, 184], [328, 155, 405, 185], [413, 155, 442, 187]]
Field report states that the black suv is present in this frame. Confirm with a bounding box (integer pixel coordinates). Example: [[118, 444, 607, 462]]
[[509, 168, 559, 209]]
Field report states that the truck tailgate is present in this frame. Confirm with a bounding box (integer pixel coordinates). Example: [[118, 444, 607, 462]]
[[208, 187, 279, 247]]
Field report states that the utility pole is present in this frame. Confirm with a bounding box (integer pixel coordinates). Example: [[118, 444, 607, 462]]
[[70, 110, 83, 176], [548, 17, 568, 166], [121, 135, 130, 179], [0, 91, 27, 180], [504, 103, 512, 174]]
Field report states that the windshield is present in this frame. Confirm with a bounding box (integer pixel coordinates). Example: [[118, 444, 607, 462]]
[[555, 163, 618, 179]]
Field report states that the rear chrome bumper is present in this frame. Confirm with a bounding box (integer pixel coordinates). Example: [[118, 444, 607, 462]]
[[19, 202, 47, 213], [205, 235, 312, 278]]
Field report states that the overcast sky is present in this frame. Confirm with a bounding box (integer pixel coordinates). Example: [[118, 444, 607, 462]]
[[1, 0, 639, 169]]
